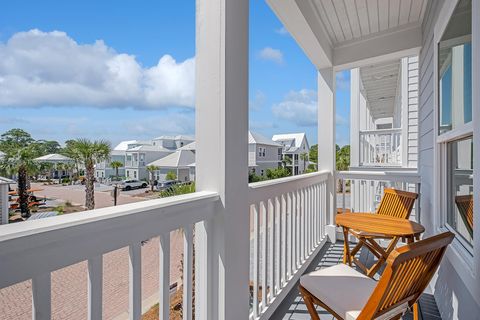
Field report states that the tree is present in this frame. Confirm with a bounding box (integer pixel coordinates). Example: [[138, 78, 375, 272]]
[[336, 144, 351, 192], [300, 152, 309, 173], [110, 161, 123, 181], [146, 165, 159, 191], [0, 144, 40, 218], [309, 144, 318, 164], [37, 140, 61, 154], [166, 170, 177, 181], [66, 139, 111, 210], [0, 129, 34, 152], [336, 145, 350, 171]]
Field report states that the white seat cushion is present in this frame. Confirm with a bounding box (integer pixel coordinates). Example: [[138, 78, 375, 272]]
[[300, 264, 377, 319]]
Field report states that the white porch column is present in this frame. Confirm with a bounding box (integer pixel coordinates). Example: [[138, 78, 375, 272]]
[[350, 68, 360, 167], [195, 0, 249, 319], [401, 57, 409, 167], [472, 0, 480, 298], [317, 68, 336, 242]]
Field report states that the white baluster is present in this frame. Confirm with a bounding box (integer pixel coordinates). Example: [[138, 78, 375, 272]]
[[159, 233, 170, 320], [268, 198, 275, 301], [129, 242, 141, 320], [88, 255, 103, 320], [252, 204, 260, 318], [260, 201, 268, 310], [32, 273, 51, 320], [183, 225, 193, 320]]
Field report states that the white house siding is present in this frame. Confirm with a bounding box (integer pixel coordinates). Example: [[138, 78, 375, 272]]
[[407, 56, 419, 168], [419, 1, 480, 317]]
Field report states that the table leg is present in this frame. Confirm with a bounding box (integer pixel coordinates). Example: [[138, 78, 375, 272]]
[[342, 227, 351, 266], [367, 236, 400, 277]]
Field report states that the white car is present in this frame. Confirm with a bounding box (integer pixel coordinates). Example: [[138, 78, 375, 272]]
[[119, 179, 147, 191]]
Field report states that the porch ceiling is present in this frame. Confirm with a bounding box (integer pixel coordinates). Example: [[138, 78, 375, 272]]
[[267, 0, 428, 69], [360, 59, 401, 119]]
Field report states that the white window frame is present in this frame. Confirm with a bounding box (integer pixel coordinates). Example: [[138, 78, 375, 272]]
[[433, 0, 479, 300]]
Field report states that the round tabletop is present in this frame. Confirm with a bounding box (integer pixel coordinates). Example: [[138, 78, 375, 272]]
[[336, 213, 425, 237]]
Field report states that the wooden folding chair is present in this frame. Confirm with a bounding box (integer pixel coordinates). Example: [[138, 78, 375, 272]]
[[299, 232, 454, 320], [455, 195, 473, 238], [349, 189, 418, 276]]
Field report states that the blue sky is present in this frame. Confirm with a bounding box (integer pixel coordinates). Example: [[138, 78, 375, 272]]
[[0, 0, 350, 147]]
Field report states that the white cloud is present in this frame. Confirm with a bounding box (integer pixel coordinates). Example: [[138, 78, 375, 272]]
[[272, 89, 350, 128], [0, 29, 195, 109], [272, 89, 317, 127], [275, 27, 289, 36], [258, 47, 284, 64]]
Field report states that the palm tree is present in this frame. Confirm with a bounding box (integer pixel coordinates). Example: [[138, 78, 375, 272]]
[[110, 161, 123, 181], [146, 165, 159, 191], [0, 145, 39, 218], [66, 139, 111, 210], [300, 152, 308, 173]]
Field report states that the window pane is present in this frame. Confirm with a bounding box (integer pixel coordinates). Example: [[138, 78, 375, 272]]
[[447, 137, 473, 246], [438, 0, 472, 134]]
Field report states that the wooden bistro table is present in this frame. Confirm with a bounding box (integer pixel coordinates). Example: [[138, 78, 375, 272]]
[[336, 213, 425, 277]]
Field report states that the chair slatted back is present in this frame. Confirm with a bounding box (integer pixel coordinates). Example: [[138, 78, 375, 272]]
[[376, 189, 418, 219], [455, 195, 473, 237], [358, 232, 455, 320]]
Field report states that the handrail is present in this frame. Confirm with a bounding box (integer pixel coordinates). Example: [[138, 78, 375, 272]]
[[336, 170, 420, 183], [248, 171, 329, 204], [359, 128, 402, 135], [0, 191, 219, 289]]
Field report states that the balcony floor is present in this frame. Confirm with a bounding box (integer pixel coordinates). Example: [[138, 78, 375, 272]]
[[272, 242, 442, 320]]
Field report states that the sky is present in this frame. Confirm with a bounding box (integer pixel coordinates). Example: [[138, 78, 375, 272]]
[[0, 0, 350, 147]]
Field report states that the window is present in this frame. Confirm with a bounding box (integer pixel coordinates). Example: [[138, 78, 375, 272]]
[[134, 171, 137, 179], [447, 137, 473, 245], [437, 0, 473, 249], [438, 0, 472, 134], [126, 170, 130, 177]]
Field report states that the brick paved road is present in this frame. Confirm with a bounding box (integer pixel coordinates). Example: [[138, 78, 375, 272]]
[[0, 184, 184, 320]]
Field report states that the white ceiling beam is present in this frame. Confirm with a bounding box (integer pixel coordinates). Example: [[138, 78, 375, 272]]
[[333, 25, 422, 71], [266, 0, 333, 69]]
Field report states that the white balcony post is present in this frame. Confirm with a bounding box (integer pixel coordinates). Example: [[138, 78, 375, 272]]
[[472, 0, 480, 295], [350, 68, 360, 168], [195, 0, 249, 319], [317, 68, 336, 242], [401, 57, 409, 167]]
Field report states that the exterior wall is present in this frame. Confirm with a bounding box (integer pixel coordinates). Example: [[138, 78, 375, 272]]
[[125, 151, 171, 180], [406, 56, 419, 168], [249, 143, 282, 176], [419, 0, 480, 317], [154, 168, 191, 182]]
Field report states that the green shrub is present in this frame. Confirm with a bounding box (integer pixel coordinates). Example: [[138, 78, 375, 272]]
[[166, 171, 177, 181], [159, 182, 195, 198]]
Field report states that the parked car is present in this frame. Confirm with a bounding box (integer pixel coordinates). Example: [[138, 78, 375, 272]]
[[156, 180, 179, 191], [119, 179, 148, 191]]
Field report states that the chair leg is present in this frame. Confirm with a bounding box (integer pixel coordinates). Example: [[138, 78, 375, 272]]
[[300, 288, 321, 320], [413, 302, 420, 320]]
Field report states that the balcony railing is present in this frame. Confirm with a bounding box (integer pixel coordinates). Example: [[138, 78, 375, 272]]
[[0, 192, 219, 319], [248, 171, 329, 319], [0, 171, 331, 320], [359, 128, 402, 167], [336, 170, 421, 222]]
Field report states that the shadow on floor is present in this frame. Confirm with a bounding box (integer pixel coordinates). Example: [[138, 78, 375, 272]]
[[271, 242, 442, 320]]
